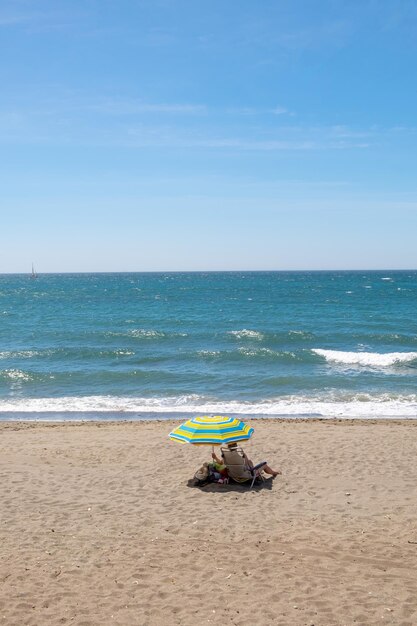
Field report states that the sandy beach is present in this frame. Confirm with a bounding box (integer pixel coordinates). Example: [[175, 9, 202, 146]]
[[1, 419, 417, 626]]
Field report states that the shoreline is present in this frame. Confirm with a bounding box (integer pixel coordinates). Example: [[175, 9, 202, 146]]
[[1, 412, 417, 424]]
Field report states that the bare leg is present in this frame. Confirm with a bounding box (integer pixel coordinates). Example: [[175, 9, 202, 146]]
[[246, 455, 281, 477], [263, 464, 281, 477]]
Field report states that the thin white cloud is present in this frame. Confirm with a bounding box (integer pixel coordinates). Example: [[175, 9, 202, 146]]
[[272, 106, 288, 115], [0, 9, 42, 26], [0, 2, 88, 32], [271, 106, 296, 117], [235, 14, 354, 54], [84, 99, 206, 115], [187, 138, 314, 151], [329, 125, 372, 139], [0, 92, 409, 152], [124, 126, 370, 152], [225, 106, 258, 116]]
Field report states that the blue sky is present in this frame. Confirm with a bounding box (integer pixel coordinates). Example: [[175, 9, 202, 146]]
[[1, 0, 417, 272]]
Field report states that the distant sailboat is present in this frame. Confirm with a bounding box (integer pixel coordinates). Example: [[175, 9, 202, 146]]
[[30, 263, 38, 279]]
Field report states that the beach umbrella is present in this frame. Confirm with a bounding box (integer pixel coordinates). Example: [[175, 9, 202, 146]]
[[169, 415, 254, 446]]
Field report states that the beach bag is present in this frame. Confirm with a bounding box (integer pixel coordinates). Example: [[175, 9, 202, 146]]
[[194, 462, 210, 486], [194, 462, 229, 486]]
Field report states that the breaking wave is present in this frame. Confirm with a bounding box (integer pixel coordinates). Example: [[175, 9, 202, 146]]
[[229, 329, 264, 340], [312, 349, 417, 368], [1, 392, 416, 419], [0, 369, 35, 382]]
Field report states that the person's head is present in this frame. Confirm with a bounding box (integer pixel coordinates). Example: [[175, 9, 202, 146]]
[[227, 441, 238, 449]]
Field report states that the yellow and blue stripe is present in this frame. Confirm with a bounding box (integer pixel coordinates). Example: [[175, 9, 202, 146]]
[[169, 415, 254, 445]]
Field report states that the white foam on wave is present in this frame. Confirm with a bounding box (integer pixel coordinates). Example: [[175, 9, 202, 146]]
[[288, 330, 313, 339], [125, 329, 187, 339], [313, 349, 417, 367], [229, 329, 263, 340], [0, 350, 52, 360], [238, 347, 276, 357], [197, 350, 221, 357], [130, 329, 165, 338], [106, 328, 167, 339], [1, 393, 417, 419], [0, 369, 34, 382]]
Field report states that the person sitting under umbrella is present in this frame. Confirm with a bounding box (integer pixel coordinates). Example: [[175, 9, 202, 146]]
[[211, 441, 281, 478]]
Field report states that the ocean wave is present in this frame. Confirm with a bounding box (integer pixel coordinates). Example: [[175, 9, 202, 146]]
[[238, 347, 275, 357], [1, 392, 417, 419], [229, 329, 264, 340], [0, 350, 52, 360], [237, 347, 300, 361], [0, 348, 135, 361], [327, 332, 417, 347], [106, 329, 187, 339], [288, 330, 314, 339], [0, 369, 35, 382], [228, 329, 315, 343], [129, 329, 166, 338], [194, 347, 306, 363], [112, 350, 135, 356], [312, 349, 417, 367], [103, 329, 164, 339]]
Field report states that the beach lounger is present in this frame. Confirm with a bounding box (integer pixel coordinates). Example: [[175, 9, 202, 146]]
[[220, 446, 267, 489]]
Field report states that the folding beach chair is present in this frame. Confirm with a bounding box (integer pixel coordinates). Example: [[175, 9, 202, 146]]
[[220, 446, 267, 489]]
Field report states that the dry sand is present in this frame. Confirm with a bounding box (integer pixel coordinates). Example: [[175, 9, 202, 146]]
[[1, 418, 417, 626]]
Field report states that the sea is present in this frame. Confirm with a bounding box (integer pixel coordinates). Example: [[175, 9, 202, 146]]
[[1, 271, 417, 421]]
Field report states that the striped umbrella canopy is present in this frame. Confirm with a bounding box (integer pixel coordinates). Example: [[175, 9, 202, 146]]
[[169, 415, 254, 445]]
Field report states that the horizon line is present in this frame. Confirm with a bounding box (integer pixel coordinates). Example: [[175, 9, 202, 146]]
[[1, 268, 416, 275]]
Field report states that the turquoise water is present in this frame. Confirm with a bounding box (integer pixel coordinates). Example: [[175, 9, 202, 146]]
[[1, 271, 417, 419]]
